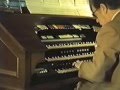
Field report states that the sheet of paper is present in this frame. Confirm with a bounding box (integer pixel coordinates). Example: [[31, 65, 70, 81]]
[[25, 0, 92, 17], [59, 0, 74, 6]]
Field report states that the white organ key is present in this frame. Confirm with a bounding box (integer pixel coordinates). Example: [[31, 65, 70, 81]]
[[56, 68, 78, 74]]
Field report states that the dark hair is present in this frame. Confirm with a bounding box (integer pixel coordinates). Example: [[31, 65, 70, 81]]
[[89, 0, 120, 10]]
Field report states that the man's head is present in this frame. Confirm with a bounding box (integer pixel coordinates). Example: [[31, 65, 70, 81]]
[[89, 0, 120, 26]]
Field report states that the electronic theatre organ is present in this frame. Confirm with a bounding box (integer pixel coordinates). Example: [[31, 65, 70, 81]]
[[0, 13, 100, 90], [32, 19, 100, 84]]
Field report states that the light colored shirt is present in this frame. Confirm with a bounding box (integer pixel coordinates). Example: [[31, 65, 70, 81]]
[[111, 10, 120, 21]]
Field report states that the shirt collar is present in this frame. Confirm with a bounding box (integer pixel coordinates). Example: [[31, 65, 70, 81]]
[[111, 10, 120, 21]]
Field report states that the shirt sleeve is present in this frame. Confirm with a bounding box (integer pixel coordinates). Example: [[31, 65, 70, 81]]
[[78, 24, 120, 83]]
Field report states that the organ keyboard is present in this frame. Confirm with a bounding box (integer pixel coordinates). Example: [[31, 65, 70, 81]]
[[32, 19, 99, 85], [0, 13, 100, 90]]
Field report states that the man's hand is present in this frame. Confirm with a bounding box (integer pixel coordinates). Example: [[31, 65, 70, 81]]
[[72, 60, 83, 69]]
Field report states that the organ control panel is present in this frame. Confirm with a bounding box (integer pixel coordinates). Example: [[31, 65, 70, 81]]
[[32, 23, 98, 84], [0, 13, 100, 90]]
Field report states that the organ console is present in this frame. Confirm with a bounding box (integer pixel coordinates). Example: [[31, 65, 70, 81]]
[[0, 8, 100, 90]]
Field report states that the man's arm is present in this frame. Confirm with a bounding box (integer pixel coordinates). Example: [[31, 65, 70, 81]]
[[75, 24, 120, 82]]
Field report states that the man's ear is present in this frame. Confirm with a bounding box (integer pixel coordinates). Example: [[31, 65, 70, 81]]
[[100, 4, 108, 14]]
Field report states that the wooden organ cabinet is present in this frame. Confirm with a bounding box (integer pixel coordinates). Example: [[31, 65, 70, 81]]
[[0, 13, 100, 90]]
